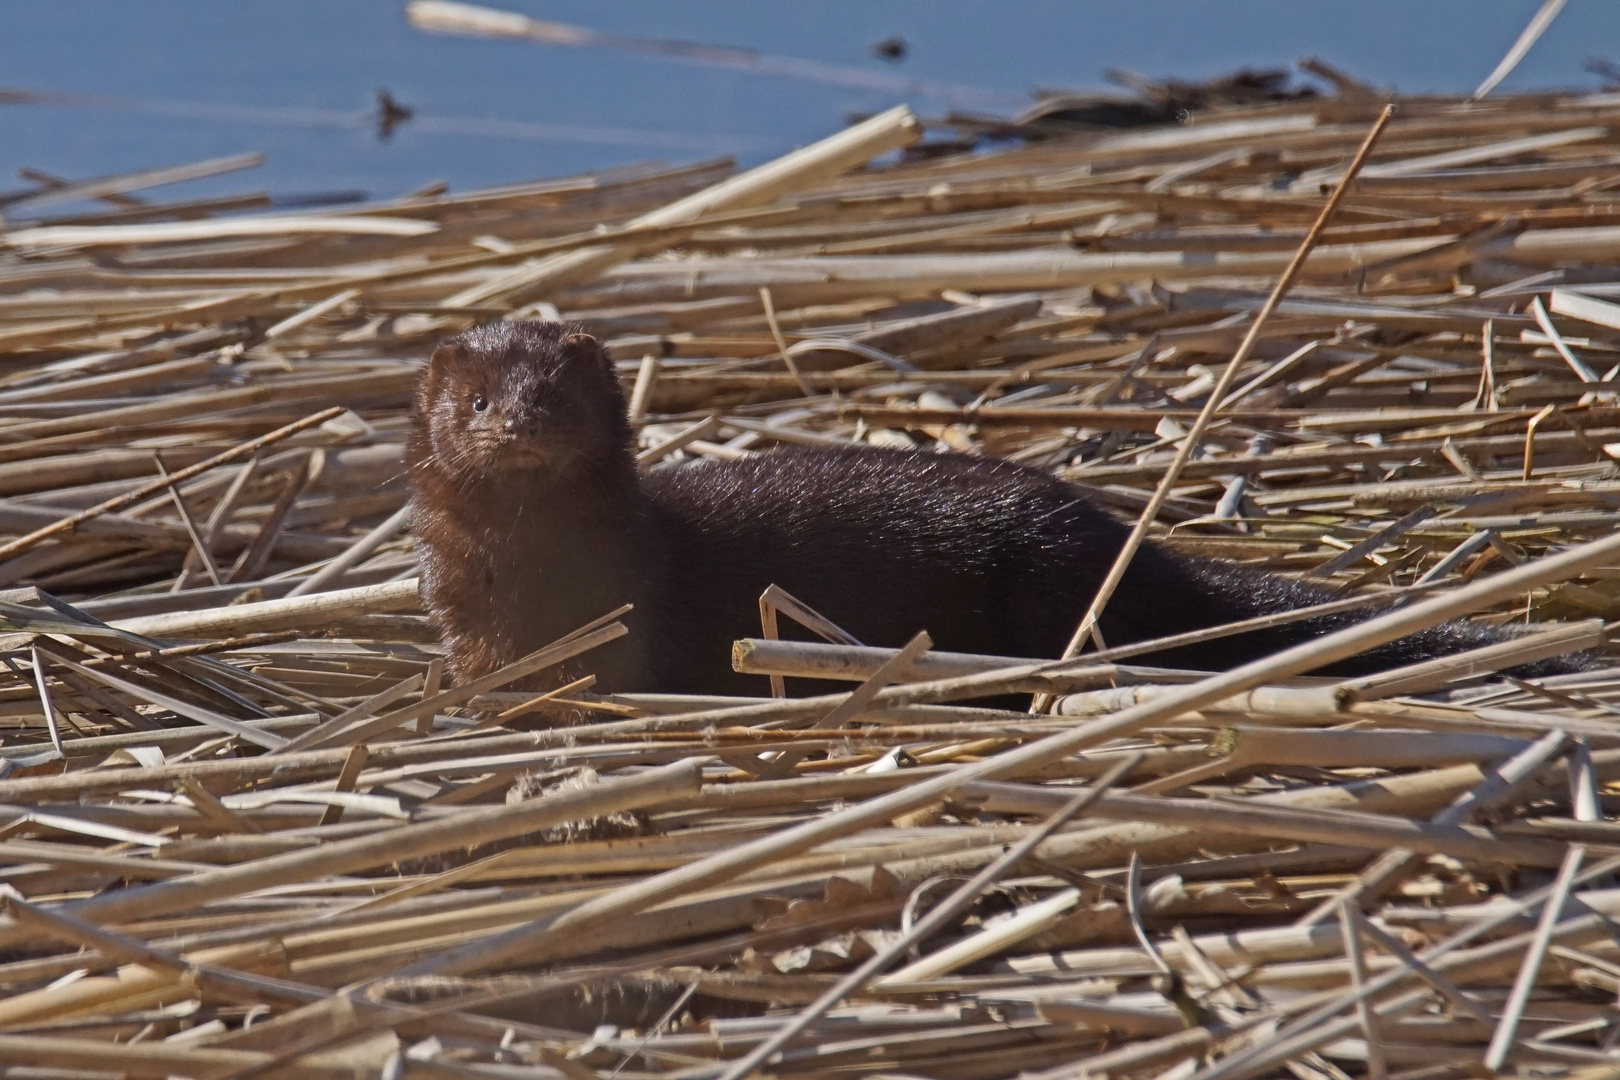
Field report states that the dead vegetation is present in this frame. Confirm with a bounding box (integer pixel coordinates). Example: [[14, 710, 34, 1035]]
[[5, 67, 1620, 1080]]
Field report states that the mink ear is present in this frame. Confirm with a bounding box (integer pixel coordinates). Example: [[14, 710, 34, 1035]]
[[560, 331, 614, 377], [561, 331, 601, 361], [424, 343, 462, 394]]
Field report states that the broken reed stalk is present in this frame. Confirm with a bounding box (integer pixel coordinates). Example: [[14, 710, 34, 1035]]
[[715, 752, 1145, 1080], [1295, 727, 1573, 925], [1040, 104, 1397, 709], [283, 503, 410, 597], [758, 286, 815, 399], [0, 757, 702, 943], [445, 103, 921, 309], [0, 406, 345, 562], [1190, 854, 1620, 1080], [730, 580, 1505, 686], [105, 577, 420, 639], [1483, 841, 1586, 1069]]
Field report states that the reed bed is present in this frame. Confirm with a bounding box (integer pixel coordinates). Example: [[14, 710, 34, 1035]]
[[6, 75, 1620, 1080]]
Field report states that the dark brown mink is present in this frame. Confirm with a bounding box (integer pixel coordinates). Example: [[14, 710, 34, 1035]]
[[408, 320, 1595, 695]]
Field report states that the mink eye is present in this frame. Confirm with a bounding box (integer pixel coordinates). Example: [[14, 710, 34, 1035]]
[[472, 395, 488, 413]]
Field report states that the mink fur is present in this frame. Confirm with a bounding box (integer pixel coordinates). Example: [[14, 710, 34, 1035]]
[[408, 320, 1592, 694]]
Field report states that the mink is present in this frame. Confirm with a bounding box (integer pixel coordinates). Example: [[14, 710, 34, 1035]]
[[407, 320, 1593, 695]]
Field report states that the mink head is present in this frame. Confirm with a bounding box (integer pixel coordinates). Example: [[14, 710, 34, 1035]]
[[411, 320, 632, 484]]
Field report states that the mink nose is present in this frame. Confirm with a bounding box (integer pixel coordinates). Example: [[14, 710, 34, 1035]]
[[503, 416, 539, 437]]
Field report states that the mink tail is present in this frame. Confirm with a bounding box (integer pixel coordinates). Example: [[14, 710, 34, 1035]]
[[1127, 549, 1600, 680]]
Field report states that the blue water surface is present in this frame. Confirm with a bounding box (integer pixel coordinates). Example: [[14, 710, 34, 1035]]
[[1, 1, 1617, 209]]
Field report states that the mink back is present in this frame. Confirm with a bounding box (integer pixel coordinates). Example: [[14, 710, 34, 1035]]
[[637, 447, 1570, 694]]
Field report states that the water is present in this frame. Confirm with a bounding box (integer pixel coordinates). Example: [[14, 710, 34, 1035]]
[[2, 0, 1617, 212]]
